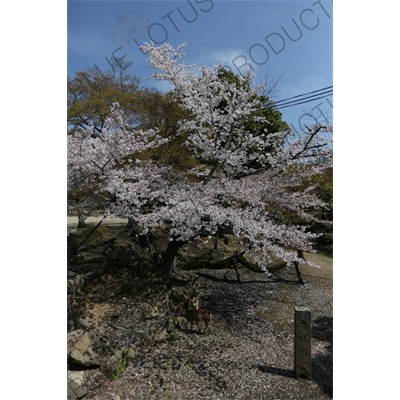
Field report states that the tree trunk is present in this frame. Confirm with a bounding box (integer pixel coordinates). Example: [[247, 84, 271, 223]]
[[126, 217, 137, 230], [158, 240, 186, 278], [214, 234, 218, 251], [77, 209, 87, 228], [294, 249, 306, 285], [68, 216, 106, 260]]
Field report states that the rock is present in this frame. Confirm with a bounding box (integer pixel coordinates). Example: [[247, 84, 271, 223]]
[[68, 371, 84, 386], [100, 348, 129, 380], [68, 329, 109, 367], [101, 343, 138, 380], [67, 377, 87, 400], [68, 271, 84, 294], [167, 287, 187, 302], [67, 303, 80, 333], [153, 329, 169, 345], [143, 303, 160, 319], [141, 328, 170, 347], [164, 316, 175, 333], [127, 344, 138, 360]]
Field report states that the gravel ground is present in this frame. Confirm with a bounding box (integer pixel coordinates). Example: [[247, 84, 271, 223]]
[[68, 244, 332, 400]]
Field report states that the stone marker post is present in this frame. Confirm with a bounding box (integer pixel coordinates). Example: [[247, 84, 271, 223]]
[[294, 306, 312, 379]]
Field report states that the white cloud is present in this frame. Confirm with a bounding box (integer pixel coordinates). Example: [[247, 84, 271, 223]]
[[204, 49, 245, 68]]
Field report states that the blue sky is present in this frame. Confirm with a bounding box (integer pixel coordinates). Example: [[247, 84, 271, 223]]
[[68, 0, 333, 131]]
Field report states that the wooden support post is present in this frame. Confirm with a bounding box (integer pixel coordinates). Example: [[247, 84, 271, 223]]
[[294, 306, 312, 379], [294, 249, 305, 285]]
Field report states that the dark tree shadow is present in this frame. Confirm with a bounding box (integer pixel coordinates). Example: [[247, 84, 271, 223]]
[[312, 316, 333, 398], [257, 365, 295, 378], [258, 316, 333, 398], [197, 271, 299, 285]]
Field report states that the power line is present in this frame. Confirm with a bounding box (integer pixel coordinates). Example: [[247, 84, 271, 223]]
[[274, 86, 333, 105], [274, 89, 332, 108], [278, 92, 333, 109], [273, 86, 333, 109]]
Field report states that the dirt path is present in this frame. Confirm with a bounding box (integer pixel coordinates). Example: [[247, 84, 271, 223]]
[[67, 215, 128, 229]]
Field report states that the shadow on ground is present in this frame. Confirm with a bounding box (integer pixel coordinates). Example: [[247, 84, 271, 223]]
[[257, 365, 295, 378], [257, 316, 333, 398], [312, 316, 333, 398]]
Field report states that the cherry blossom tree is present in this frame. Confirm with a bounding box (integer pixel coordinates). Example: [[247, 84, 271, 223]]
[[67, 104, 167, 226], [137, 42, 332, 276], [68, 42, 332, 280]]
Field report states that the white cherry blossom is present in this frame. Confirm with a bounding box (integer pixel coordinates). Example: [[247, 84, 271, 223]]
[[68, 44, 332, 275]]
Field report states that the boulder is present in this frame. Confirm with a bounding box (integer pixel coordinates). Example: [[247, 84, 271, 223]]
[[68, 329, 109, 367], [140, 328, 170, 347], [68, 271, 84, 294], [100, 348, 129, 380], [67, 376, 87, 400], [100, 343, 138, 380], [127, 343, 138, 360], [68, 371, 85, 386], [67, 303, 80, 333]]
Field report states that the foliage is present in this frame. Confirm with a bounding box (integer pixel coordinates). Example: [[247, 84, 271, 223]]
[[110, 350, 129, 381], [133, 88, 198, 170], [217, 68, 289, 137], [67, 67, 140, 135], [213, 68, 289, 170]]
